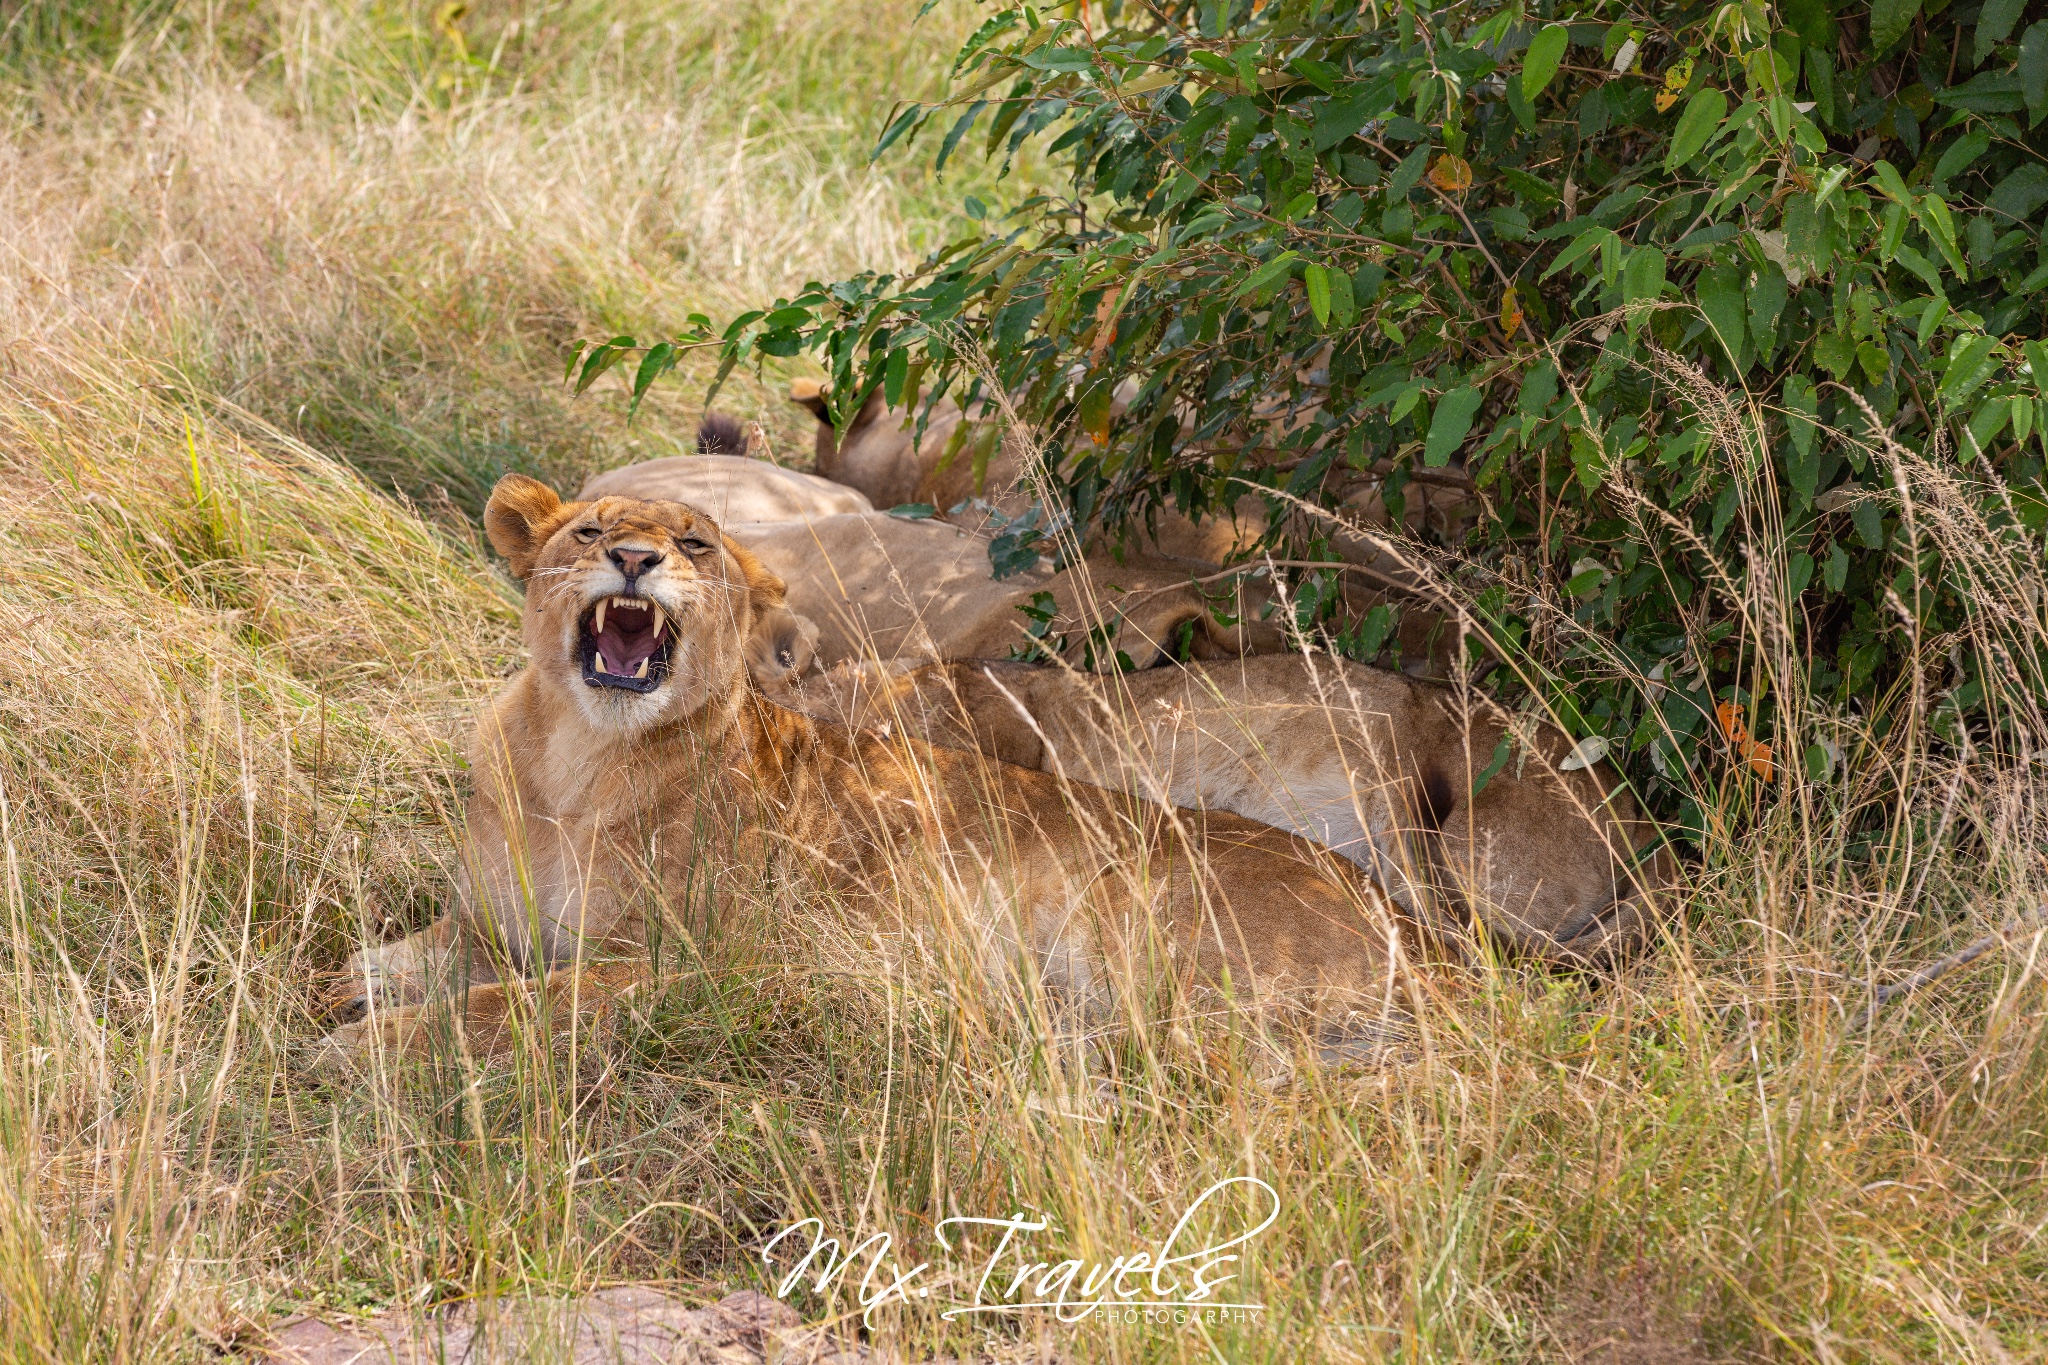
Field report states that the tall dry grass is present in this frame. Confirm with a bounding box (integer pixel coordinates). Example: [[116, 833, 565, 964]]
[[0, 3, 2045, 1363], [1, 0, 980, 513]]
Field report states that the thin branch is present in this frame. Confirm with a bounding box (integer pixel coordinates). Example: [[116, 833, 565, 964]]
[[1845, 905, 2047, 1033]]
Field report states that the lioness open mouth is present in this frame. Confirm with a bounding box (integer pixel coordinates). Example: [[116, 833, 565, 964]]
[[580, 595, 674, 694]]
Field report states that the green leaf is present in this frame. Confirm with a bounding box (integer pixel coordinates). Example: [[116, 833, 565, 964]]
[[1916, 193, 1968, 279], [1930, 127, 1990, 190], [1916, 295, 1950, 347], [1235, 250, 1301, 301], [872, 102, 926, 159], [1505, 68, 1536, 129], [1424, 385, 1484, 466], [1935, 72, 2026, 114], [1327, 267, 1357, 328], [884, 346, 911, 407], [1517, 361, 1558, 417], [1784, 0, 1839, 48], [1289, 56, 1339, 93], [1304, 262, 1332, 327], [1697, 263, 1748, 370], [1784, 194, 1835, 278], [1788, 552, 1815, 597], [1967, 397, 2012, 453], [1353, 261, 1386, 305], [1824, 542, 1849, 592], [1542, 224, 1616, 280], [1805, 47, 1837, 126], [1978, 0, 2028, 63], [1469, 732, 1513, 797], [1784, 374, 1820, 506], [1989, 164, 2048, 225], [702, 349, 740, 407], [1747, 266, 1789, 362], [1880, 201, 1910, 260], [1386, 146, 1431, 200], [2022, 22, 2048, 119], [574, 336, 636, 397], [1312, 87, 1387, 148], [1623, 247, 1666, 328], [1571, 430, 1608, 491], [1522, 25, 1570, 104], [1815, 331, 1857, 380], [629, 341, 675, 418], [2027, 341, 2048, 400], [1870, 0, 1925, 55], [1665, 87, 1728, 171], [1869, 160, 1914, 206], [1940, 334, 2000, 405], [1893, 243, 1947, 294]]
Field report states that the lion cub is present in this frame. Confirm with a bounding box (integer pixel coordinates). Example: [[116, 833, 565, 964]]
[[314, 476, 1408, 1067]]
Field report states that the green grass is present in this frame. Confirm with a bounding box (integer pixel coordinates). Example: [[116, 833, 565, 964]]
[[0, 4, 2045, 1362]]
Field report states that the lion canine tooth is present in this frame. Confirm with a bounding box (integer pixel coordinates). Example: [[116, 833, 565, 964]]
[[650, 603, 665, 637], [594, 599, 607, 635], [633, 659, 649, 679], [594, 653, 610, 674]]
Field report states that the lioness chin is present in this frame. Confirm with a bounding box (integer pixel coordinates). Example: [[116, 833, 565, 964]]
[[312, 477, 1410, 1071]]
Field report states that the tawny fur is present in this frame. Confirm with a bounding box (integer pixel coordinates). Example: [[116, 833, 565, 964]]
[[775, 656, 1674, 965], [790, 379, 1264, 563], [316, 478, 1407, 1068], [725, 512, 1287, 672], [577, 452, 872, 523]]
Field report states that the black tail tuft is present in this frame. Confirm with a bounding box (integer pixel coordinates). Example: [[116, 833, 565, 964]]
[[696, 412, 749, 456]]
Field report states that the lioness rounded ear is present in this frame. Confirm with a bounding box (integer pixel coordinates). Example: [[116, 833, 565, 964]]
[[485, 474, 568, 580], [721, 533, 787, 616], [788, 377, 832, 424], [745, 606, 819, 688]]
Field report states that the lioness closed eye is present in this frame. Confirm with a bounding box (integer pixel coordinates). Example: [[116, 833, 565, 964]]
[[312, 476, 1411, 1069]]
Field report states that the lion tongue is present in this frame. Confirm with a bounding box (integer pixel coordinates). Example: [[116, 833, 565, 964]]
[[593, 602, 661, 677]]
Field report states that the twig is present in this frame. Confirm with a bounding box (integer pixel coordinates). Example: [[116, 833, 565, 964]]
[[1845, 905, 2047, 1032]]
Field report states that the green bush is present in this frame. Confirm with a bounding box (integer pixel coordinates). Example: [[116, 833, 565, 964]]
[[610, 0, 2048, 838]]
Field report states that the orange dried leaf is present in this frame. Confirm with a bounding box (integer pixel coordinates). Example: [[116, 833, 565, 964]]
[[1715, 701, 1746, 743], [1088, 294, 1119, 364], [1742, 739, 1775, 781], [1655, 89, 1680, 112], [1428, 153, 1473, 193], [1501, 284, 1524, 338]]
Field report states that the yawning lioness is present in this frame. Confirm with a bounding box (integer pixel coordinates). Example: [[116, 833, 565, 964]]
[[315, 476, 1411, 1066]]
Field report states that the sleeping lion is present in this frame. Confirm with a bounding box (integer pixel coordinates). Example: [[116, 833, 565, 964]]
[[314, 476, 1410, 1066], [773, 658, 1673, 965]]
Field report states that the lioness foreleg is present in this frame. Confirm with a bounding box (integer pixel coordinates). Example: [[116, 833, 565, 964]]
[[328, 913, 504, 1025], [309, 959, 649, 1075]]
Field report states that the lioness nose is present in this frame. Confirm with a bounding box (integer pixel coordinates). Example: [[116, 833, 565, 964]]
[[608, 547, 664, 583]]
